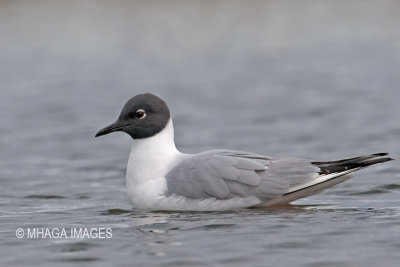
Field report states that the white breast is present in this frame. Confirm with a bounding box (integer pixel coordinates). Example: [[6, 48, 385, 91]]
[[125, 120, 183, 209]]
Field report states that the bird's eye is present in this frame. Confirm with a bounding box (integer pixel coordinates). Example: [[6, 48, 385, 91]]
[[135, 109, 146, 119]]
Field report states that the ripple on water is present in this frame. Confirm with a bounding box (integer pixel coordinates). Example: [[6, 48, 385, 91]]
[[24, 195, 66, 199], [58, 257, 100, 263], [379, 184, 400, 190], [52, 241, 100, 253], [347, 184, 400, 195], [48, 241, 103, 263], [187, 224, 237, 231], [100, 209, 133, 216]]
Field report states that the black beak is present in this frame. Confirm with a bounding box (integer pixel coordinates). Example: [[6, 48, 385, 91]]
[[95, 121, 128, 137]]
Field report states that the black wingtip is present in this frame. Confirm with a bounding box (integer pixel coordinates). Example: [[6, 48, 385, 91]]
[[381, 157, 395, 162], [313, 153, 394, 175], [373, 152, 389, 157], [363, 156, 394, 166]]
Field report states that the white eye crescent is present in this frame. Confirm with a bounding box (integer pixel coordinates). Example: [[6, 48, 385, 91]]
[[135, 109, 146, 119]]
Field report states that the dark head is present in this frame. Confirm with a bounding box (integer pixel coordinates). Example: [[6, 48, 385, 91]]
[[95, 93, 170, 139]]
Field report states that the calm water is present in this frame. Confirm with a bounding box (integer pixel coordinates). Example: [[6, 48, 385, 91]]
[[1, 1, 400, 266]]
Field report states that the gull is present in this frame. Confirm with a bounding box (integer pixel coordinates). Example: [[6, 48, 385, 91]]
[[95, 93, 393, 211]]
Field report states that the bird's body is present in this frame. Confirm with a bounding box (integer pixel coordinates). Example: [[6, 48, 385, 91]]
[[95, 93, 394, 211]]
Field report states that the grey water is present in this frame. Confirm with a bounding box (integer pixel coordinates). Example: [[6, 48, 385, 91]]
[[1, 1, 400, 266]]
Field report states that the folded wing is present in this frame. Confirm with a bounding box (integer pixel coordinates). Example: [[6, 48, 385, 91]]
[[166, 150, 320, 202]]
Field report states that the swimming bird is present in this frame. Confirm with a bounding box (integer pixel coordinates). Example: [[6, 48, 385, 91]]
[[95, 93, 393, 211]]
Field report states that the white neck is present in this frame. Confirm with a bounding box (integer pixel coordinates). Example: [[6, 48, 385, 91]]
[[125, 119, 182, 209], [129, 119, 178, 160]]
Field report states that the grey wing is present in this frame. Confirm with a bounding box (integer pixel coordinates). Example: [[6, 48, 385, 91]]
[[166, 150, 320, 202]]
